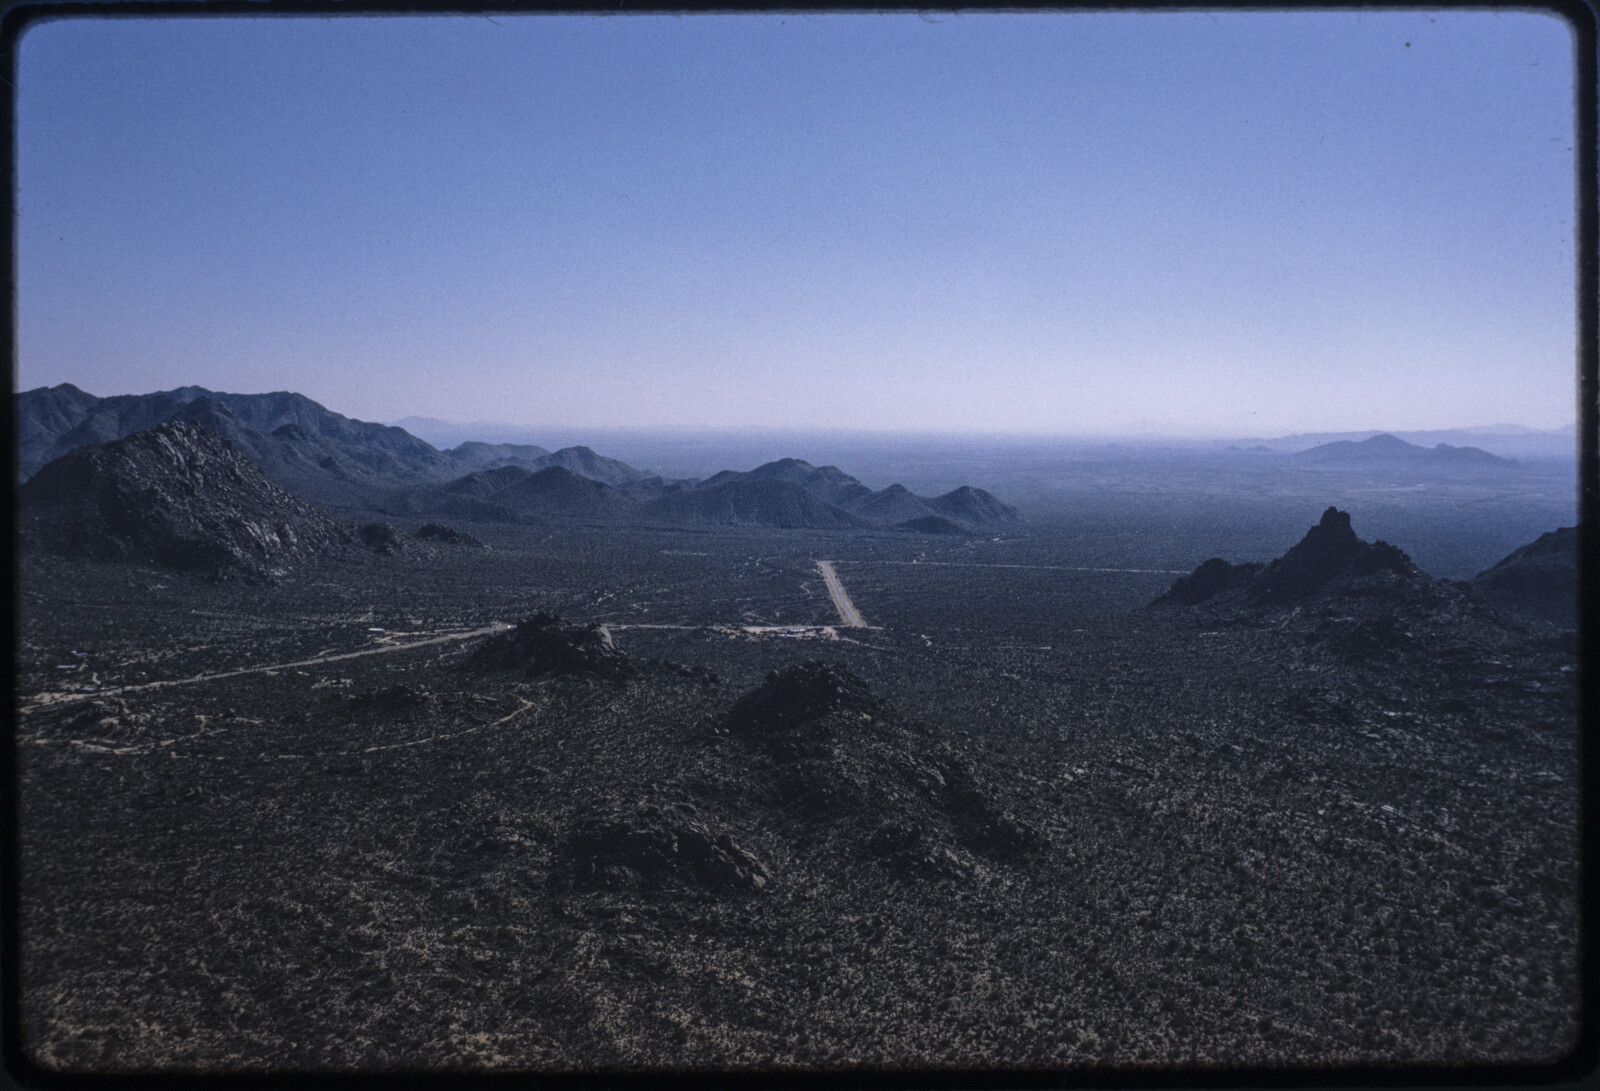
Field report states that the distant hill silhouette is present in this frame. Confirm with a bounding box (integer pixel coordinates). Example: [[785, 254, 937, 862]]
[[850, 483, 941, 525], [384, 465, 634, 523], [1233, 425, 1570, 461], [695, 460, 1018, 531], [1293, 433, 1514, 467], [20, 422, 350, 579], [639, 478, 873, 530], [444, 441, 552, 474], [924, 485, 1022, 526], [491, 466, 637, 519], [533, 446, 661, 489]]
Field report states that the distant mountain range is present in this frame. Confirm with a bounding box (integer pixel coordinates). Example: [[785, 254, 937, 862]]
[[1235, 425, 1573, 461], [16, 385, 1020, 534], [379, 456, 1018, 533]]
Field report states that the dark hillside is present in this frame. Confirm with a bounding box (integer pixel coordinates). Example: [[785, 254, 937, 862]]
[[926, 485, 1021, 527], [641, 479, 872, 530], [1155, 507, 1425, 608], [385, 466, 634, 521], [891, 514, 974, 537], [1460, 526, 1578, 627], [535, 446, 659, 488], [494, 466, 637, 519], [439, 466, 540, 499], [19, 422, 350, 578], [846, 483, 938, 525]]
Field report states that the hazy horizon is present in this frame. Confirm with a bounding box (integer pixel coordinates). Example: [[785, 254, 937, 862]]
[[386, 411, 1579, 443], [17, 377, 1580, 447], [16, 13, 1579, 436]]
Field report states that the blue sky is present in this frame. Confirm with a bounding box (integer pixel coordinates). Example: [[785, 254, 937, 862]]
[[13, 12, 1579, 436]]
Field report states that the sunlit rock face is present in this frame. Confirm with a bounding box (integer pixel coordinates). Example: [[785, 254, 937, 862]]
[[19, 421, 350, 579]]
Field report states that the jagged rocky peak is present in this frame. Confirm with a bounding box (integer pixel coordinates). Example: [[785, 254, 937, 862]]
[[1156, 506, 1421, 608], [18, 422, 351, 579], [1248, 506, 1417, 604]]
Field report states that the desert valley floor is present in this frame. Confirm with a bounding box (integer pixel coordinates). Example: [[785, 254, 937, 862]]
[[12, 513, 1582, 1073]]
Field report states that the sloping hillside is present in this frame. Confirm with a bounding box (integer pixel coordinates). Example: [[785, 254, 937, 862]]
[[20, 423, 350, 578], [1460, 526, 1578, 627]]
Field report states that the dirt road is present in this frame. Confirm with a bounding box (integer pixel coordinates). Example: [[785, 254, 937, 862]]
[[23, 623, 513, 707], [829, 559, 1190, 575], [815, 560, 867, 628]]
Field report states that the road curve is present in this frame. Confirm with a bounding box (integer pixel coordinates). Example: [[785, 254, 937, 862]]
[[815, 560, 866, 628]]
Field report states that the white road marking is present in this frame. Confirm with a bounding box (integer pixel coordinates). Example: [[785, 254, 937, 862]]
[[816, 560, 866, 628]]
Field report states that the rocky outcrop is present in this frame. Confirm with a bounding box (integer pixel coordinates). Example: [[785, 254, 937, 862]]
[[724, 661, 880, 736], [1155, 507, 1421, 607], [723, 662, 1045, 871], [1246, 508, 1418, 605], [470, 613, 632, 680], [357, 522, 405, 555], [19, 422, 350, 579]]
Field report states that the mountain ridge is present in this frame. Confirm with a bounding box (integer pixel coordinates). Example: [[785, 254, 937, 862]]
[[19, 385, 1021, 534]]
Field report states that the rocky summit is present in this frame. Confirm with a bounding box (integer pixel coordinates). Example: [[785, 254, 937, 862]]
[[18, 422, 350, 579], [1155, 507, 1422, 608], [1246, 506, 1419, 604]]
